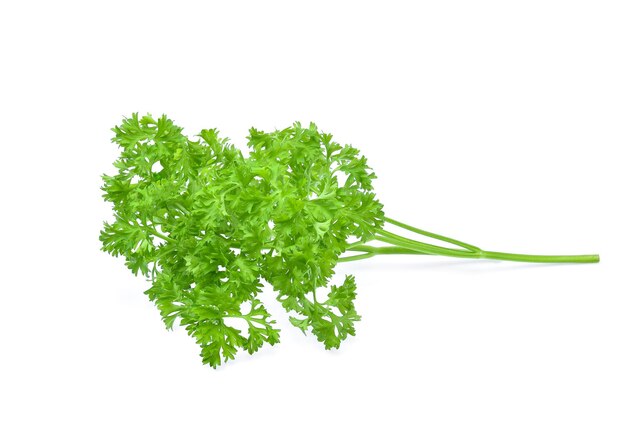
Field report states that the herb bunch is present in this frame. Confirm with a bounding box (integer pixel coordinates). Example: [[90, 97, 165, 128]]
[[101, 114, 599, 367]]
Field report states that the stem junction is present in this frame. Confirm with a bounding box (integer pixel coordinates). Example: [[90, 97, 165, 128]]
[[339, 217, 599, 264]]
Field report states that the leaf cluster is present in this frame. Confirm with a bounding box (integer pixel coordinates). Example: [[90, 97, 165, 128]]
[[101, 114, 384, 367]]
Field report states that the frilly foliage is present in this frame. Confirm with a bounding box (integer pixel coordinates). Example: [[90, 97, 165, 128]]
[[101, 114, 384, 367]]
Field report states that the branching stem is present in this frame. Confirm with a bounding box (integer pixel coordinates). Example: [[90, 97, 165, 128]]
[[339, 217, 600, 264]]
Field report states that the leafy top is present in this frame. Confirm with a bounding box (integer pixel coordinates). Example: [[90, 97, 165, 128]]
[[101, 114, 384, 367]]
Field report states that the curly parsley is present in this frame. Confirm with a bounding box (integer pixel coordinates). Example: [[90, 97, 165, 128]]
[[100, 114, 598, 367]]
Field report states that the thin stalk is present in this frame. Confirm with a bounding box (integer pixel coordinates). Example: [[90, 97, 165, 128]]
[[338, 253, 376, 262], [349, 244, 427, 256], [478, 250, 599, 263], [341, 244, 599, 264], [385, 216, 481, 252], [377, 230, 476, 258], [339, 220, 599, 264], [377, 230, 598, 263], [150, 227, 174, 244], [339, 245, 427, 262]]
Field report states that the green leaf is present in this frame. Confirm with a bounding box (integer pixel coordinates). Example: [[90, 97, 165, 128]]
[[101, 115, 384, 367]]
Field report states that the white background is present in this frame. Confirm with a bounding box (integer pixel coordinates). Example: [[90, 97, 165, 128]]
[[1, 1, 624, 438]]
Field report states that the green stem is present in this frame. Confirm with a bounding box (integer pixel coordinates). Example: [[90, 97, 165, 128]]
[[338, 252, 377, 262], [339, 219, 599, 264], [349, 245, 426, 256], [377, 230, 475, 258], [385, 216, 480, 252], [338, 245, 427, 262], [150, 227, 174, 243], [478, 250, 599, 264]]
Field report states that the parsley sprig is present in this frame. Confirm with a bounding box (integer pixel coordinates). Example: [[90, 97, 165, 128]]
[[101, 114, 599, 367]]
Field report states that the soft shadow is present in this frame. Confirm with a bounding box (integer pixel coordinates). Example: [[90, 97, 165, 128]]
[[342, 257, 597, 274]]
